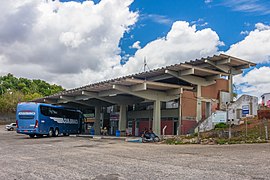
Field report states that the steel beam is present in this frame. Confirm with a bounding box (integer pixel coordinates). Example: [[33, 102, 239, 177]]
[[165, 69, 215, 86], [112, 84, 178, 101], [81, 91, 116, 104], [204, 59, 230, 73], [216, 58, 231, 65], [180, 64, 229, 75], [180, 68, 195, 76], [131, 82, 147, 91], [59, 95, 91, 107]]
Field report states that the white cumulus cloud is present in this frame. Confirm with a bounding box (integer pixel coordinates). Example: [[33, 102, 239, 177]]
[[0, 0, 138, 88], [2, 0, 269, 102], [234, 67, 270, 99], [226, 23, 270, 63], [227, 23, 270, 99], [123, 21, 223, 73], [130, 41, 141, 49], [255, 22, 270, 31]]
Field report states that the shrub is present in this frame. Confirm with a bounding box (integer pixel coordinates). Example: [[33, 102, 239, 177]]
[[165, 138, 183, 145], [214, 122, 228, 129], [216, 138, 227, 145]]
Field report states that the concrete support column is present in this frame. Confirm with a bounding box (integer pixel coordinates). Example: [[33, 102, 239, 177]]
[[178, 93, 182, 135], [196, 85, 202, 122], [94, 106, 101, 135], [118, 104, 127, 133], [153, 100, 161, 136]]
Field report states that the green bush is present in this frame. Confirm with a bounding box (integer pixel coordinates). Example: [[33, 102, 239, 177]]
[[216, 138, 227, 144], [165, 138, 183, 145], [214, 122, 228, 129]]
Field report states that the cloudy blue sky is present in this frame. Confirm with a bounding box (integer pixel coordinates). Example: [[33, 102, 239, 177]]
[[0, 0, 270, 99]]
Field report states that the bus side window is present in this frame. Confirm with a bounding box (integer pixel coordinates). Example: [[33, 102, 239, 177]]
[[63, 109, 68, 119], [50, 107, 63, 118], [63, 110, 79, 119], [40, 105, 49, 116]]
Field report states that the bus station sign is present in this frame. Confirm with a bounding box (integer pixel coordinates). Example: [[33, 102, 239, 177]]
[[242, 105, 249, 115]]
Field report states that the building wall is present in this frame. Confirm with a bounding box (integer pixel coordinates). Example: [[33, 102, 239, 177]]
[[124, 79, 230, 136], [181, 79, 230, 134], [128, 109, 178, 136], [228, 95, 258, 124], [181, 79, 229, 121], [201, 79, 229, 120], [127, 109, 178, 119], [262, 93, 270, 107], [138, 119, 152, 135], [161, 119, 174, 135], [180, 90, 197, 134], [201, 79, 229, 99], [181, 120, 197, 134], [181, 90, 197, 119], [133, 118, 174, 136]]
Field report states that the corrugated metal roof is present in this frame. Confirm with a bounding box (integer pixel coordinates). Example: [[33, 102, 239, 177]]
[[34, 53, 256, 103]]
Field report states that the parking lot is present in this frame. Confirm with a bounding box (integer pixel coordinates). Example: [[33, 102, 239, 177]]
[[0, 125, 270, 180]]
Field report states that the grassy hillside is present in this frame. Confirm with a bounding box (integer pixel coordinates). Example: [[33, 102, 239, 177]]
[[165, 116, 270, 145]]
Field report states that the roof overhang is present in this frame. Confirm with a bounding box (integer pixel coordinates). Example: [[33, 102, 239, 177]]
[[33, 54, 256, 107]]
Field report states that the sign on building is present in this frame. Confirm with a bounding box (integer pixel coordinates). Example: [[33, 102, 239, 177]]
[[242, 105, 249, 115], [110, 112, 119, 121], [212, 111, 227, 123]]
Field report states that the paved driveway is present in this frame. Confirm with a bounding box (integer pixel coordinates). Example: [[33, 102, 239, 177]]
[[0, 125, 269, 180]]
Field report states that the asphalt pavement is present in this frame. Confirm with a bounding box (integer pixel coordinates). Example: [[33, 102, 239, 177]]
[[0, 125, 270, 180]]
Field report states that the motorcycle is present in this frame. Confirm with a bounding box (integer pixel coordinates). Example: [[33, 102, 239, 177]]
[[142, 132, 160, 143]]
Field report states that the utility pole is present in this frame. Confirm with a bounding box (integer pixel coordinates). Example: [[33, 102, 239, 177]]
[[245, 118, 248, 141], [226, 102, 231, 140], [228, 119, 232, 140], [264, 118, 269, 140]]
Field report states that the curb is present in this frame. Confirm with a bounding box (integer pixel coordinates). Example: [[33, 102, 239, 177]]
[[76, 134, 127, 141]]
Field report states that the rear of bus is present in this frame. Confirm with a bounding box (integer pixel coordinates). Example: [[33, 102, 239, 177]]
[[16, 102, 39, 136]]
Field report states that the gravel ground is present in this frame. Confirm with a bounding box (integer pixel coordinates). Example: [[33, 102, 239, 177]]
[[0, 125, 270, 180]]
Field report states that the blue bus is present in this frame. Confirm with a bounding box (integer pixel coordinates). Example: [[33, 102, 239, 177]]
[[16, 102, 83, 138]]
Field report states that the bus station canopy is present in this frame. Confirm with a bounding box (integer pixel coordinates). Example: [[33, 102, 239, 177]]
[[33, 54, 256, 108]]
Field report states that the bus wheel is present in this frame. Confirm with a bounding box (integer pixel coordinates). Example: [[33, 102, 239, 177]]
[[29, 134, 35, 138], [63, 133, 69, 136], [54, 128, 59, 137], [48, 128, 54, 137]]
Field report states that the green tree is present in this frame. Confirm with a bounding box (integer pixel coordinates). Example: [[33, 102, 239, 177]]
[[0, 73, 65, 113], [0, 90, 24, 113], [24, 92, 43, 101]]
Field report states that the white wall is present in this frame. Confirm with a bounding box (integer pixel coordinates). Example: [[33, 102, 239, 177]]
[[262, 93, 270, 106], [228, 95, 258, 124]]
